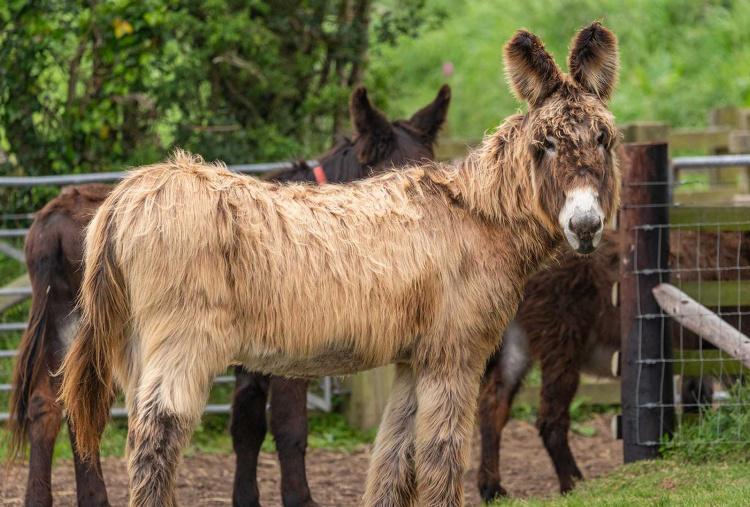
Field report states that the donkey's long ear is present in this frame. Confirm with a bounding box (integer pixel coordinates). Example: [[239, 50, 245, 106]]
[[567, 22, 619, 101], [409, 84, 451, 142], [350, 87, 393, 139], [504, 30, 562, 107]]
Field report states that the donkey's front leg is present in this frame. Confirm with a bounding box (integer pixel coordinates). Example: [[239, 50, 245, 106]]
[[127, 353, 216, 507], [363, 364, 418, 507], [269, 376, 319, 507], [414, 363, 482, 507]]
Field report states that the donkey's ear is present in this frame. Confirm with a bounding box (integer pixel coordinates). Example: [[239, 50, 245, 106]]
[[504, 30, 563, 107], [567, 22, 619, 101], [350, 87, 393, 139], [409, 84, 451, 142]]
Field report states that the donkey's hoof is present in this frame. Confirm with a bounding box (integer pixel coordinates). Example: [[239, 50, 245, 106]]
[[480, 484, 508, 503], [560, 478, 582, 495], [282, 496, 320, 507], [288, 501, 320, 507]]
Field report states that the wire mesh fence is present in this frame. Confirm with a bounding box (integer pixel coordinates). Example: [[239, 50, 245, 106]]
[[620, 147, 750, 456]]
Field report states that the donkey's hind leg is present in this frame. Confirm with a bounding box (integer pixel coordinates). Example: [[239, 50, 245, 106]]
[[269, 377, 319, 507], [126, 343, 221, 507], [537, 354, 583, 494], [477, 336, 531, 502], [24, 364, 63, 507], [231, 368, 271, 507], [363, 364, 418, 507], [69, 414, 111, 507]]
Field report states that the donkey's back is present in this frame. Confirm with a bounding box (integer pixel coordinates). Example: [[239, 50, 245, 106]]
[[88, 152, 486, 379]]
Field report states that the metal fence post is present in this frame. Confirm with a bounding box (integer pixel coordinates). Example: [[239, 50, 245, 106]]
[[619, 142, 675, 462]]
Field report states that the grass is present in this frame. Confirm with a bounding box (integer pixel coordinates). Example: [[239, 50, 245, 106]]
[[489, 458, 750, 507], [662, 384, 750, 463], [0, 412, 376, 463]]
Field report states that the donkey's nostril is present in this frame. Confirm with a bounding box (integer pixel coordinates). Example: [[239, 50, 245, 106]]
[[569, 214, 602, 240]]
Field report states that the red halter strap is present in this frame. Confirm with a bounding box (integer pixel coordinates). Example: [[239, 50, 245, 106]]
[[312, 165, 327, 185]]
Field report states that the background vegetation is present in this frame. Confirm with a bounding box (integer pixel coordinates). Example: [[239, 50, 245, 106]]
[[0, 0, 443, 212], [371, 0, 750, 140]]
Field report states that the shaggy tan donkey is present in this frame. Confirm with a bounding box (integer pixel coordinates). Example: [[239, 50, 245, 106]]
[[60, 23, 620, 507]]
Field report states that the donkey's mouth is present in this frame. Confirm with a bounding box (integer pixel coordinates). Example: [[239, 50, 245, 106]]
[[576, 240, 597, 255]]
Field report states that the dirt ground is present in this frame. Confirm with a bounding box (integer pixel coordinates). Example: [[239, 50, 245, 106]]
[[1, 416, 621, 506]]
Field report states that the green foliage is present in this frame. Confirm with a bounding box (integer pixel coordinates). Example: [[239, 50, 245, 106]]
[[0, 0, 431, 214], [369, 0, 750, 140]]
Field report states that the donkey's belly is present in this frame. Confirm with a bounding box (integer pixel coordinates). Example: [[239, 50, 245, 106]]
[[238, 346, 408, 379]]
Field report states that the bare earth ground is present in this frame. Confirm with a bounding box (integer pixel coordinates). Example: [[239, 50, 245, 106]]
[[1, 416, 621, 506]]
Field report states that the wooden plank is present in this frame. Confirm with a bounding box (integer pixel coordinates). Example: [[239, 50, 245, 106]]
[[619, 122, 670, 143], [673, 189, 745, 204], [677, 281, 750, 307], [0, 240, 25, 263], [729, 131, 750, 154], [670, 128, 731, 152], [653, 284, 750, 368], [670, 206, 750, 230], [674, 349, 750, 377], [0, 273, 30, 313], [513, 381, 622, 407]]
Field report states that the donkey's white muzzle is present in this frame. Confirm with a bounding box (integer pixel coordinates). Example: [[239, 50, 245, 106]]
[[559, 188, 604, 254]]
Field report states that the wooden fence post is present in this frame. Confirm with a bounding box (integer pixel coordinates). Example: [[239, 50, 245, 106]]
[[342, 365, 395, 431], [619, 142, 675, 462]]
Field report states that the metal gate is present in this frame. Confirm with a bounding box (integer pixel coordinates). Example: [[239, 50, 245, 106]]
[[0, 160, 341, 422]]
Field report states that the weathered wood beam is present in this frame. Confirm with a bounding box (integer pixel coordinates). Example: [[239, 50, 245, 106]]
[[653, 283, 750, 369]]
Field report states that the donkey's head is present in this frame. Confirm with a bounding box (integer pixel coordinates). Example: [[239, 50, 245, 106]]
[[324, 84, 451, 179], [505, 23, 620, 254]]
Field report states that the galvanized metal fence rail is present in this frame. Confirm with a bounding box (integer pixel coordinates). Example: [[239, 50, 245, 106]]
[[0, 159, 340, 422]]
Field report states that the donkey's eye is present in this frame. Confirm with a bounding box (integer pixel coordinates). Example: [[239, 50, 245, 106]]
[[542, 135, 557, 152], [597, 131, 608, 148]]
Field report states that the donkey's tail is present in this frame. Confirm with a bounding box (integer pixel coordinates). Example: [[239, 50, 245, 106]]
[[58, 197, 128, 459], [5, 246, 56, 466]]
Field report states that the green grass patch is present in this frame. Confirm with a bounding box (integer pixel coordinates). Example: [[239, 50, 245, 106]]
[[663, 385, 750, 463], [489, 458, 750, 507]]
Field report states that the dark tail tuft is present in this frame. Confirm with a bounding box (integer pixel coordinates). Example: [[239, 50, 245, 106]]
[[5, 273, 53, 466]]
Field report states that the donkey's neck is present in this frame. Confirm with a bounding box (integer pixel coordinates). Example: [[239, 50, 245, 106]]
[[455, 115, 533, 221], [428, 114, 561, 283]]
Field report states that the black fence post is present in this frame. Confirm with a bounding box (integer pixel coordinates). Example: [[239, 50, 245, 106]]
[[619, 142, 675, 462]]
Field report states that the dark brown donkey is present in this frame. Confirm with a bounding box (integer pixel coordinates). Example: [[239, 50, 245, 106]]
[[477, 228, 750, 501], [5, 84, 450, 507]]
